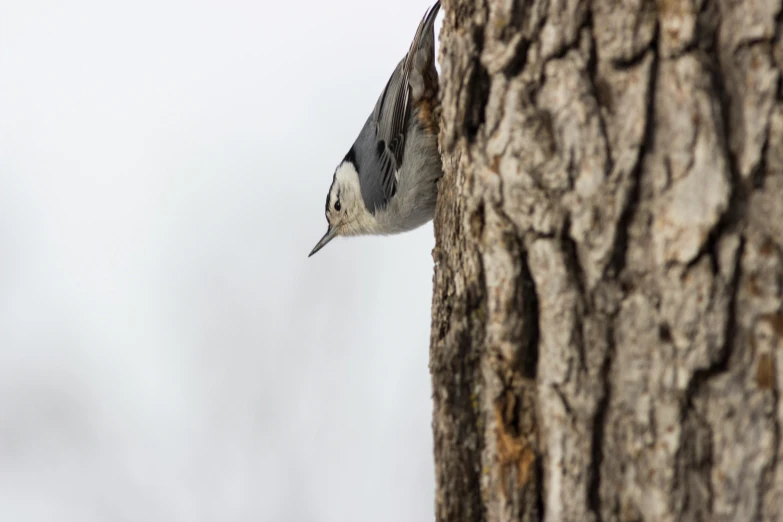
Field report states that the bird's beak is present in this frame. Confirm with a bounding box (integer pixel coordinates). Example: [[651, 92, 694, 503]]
[[309, 226, 338, 257]]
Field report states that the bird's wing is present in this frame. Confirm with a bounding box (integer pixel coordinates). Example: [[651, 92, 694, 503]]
[[366, 1, 440, 209]]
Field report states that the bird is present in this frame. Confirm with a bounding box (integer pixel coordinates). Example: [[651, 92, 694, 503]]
[[309, 1, 442, 257]]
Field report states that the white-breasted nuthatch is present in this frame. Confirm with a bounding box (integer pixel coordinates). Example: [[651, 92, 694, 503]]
[[309, 1, 442, 257]]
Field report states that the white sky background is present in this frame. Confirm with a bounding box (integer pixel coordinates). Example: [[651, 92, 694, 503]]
[[0, 1, 443, 520]]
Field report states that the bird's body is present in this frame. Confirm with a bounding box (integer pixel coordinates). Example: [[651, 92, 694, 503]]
[[310, 1, 442, 256]]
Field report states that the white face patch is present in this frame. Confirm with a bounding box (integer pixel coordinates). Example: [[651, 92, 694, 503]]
[[326, 160, 380, 237], [328, 161, 361, 219], [334, 161, 361, 193]]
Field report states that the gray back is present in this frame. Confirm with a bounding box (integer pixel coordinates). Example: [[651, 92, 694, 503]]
[[352, 2, 440, 214]]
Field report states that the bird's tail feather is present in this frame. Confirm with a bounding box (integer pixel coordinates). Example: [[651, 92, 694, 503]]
[[404, 1, 440, 72]]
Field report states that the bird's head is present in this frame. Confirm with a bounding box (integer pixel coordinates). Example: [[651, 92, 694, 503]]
[[309, 155, 378, 257]]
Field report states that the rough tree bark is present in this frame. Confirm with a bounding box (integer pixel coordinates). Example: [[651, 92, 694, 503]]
[[429, 1, 783, 521]]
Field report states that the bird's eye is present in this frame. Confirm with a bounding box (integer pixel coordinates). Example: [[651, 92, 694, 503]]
[[334, 199, 342, 212]]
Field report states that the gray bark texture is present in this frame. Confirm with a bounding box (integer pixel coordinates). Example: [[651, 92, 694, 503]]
[[429, 1, 783, 521]]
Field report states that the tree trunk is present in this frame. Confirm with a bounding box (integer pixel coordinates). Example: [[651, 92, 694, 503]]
[[429, 1, 783, 521]]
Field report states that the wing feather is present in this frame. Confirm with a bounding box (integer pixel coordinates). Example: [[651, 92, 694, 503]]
[[367, 1, 440, 207]]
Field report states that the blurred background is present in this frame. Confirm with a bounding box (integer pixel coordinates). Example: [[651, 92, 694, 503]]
[[0, 1, 441, 520]]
